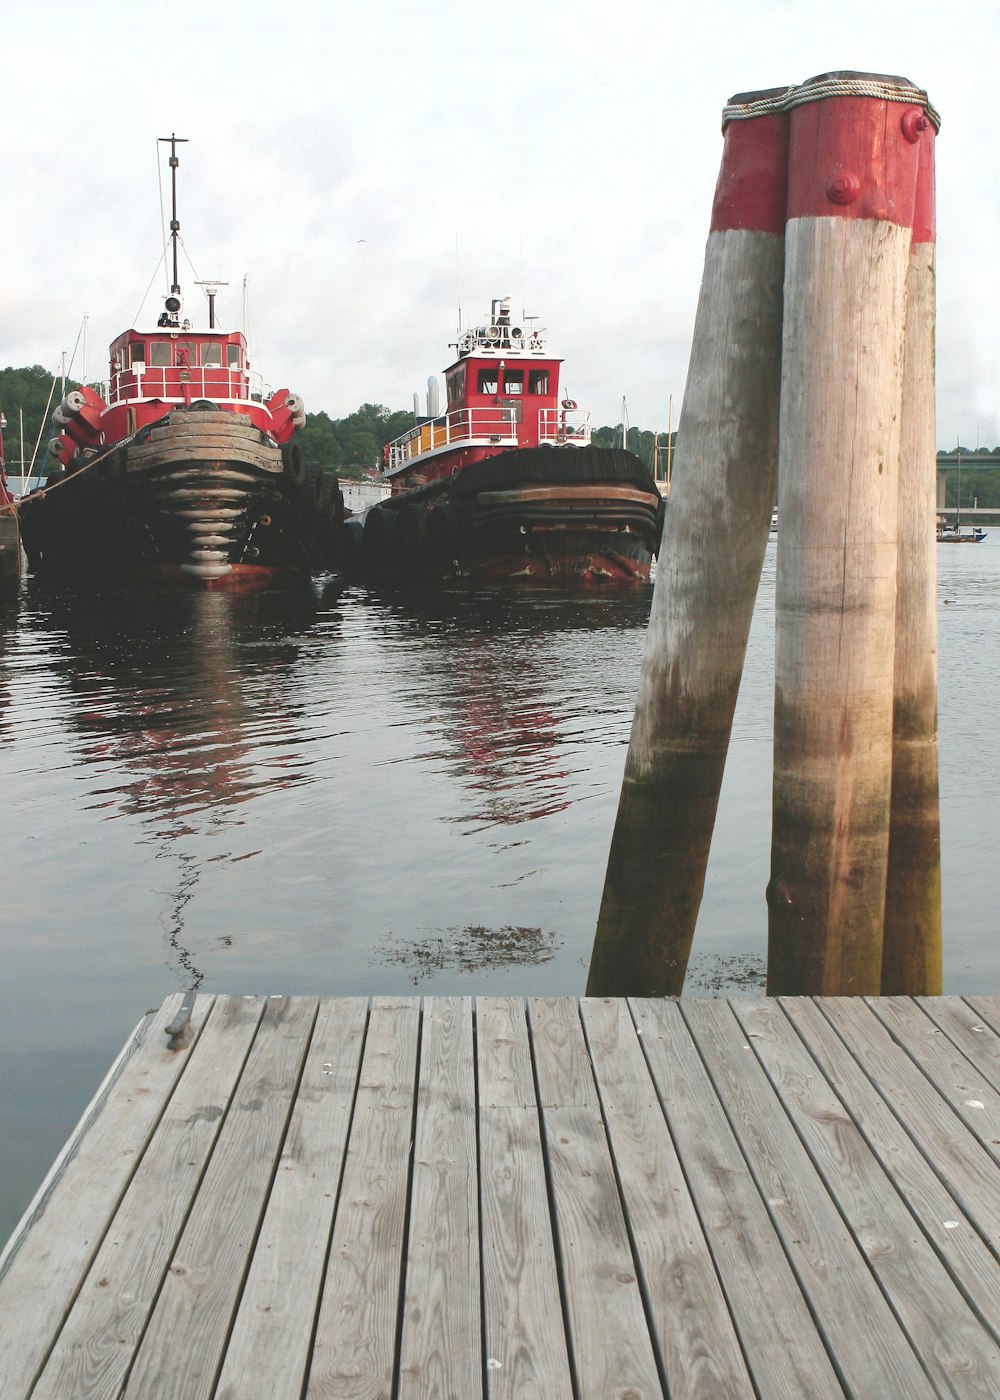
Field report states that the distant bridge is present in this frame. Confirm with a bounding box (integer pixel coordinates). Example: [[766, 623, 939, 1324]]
[[936, 454, 1000, 515]]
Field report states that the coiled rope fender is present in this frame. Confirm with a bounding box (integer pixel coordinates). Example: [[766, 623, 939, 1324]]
[[722, 71, 941, 132]]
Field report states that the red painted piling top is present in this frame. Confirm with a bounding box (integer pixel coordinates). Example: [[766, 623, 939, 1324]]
[[712, 87, 791, 235], [717, 72, 938, 234], [785, 71, 937, 228]]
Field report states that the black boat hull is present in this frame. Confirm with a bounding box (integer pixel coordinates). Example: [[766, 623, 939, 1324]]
[[17, 407, 344, 584], [356, 447, 663, 584]]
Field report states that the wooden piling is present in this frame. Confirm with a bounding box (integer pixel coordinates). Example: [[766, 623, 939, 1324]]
[[767, 74, 931, 995], [588, 96, 789, 996], [883, 121, 943, 994]]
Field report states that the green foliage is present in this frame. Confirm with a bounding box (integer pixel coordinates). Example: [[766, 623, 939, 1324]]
[[299, 401, 414, 479], [942, 468, 1000, 509], [297, 410, 344, 469], [593, 423, 676, 476], [0, 364, 79, 471]]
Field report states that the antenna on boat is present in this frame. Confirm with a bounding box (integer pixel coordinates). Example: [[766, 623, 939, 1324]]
[[519, 236, 526, 323], [455, 234, 463, 335], [196, 279, 228, 329], [158, 133, 189, 323]]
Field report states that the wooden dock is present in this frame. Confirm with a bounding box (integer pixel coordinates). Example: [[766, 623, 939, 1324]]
[[2, 993, 999, 1398]]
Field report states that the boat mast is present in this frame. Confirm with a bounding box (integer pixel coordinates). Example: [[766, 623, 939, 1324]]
[[159, 133, 189, 301]]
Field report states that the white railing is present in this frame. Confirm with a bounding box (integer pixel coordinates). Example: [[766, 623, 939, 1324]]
[[104, 366, 270, 407], [384, 405, 594, 474], [456, 325, 548, 356], [538, 407, 591, 445], [384, 407, 519, 473]]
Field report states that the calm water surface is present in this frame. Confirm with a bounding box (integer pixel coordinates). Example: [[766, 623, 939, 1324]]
[[2, 539, 998, 1242]]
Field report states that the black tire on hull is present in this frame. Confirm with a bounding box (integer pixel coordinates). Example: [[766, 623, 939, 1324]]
[[282, 441, 307, 486], [362, 504, 399, 572], [427, 500, 460, 566]]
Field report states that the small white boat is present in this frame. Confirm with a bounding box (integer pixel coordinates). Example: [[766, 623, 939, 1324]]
[[937, 522, 986, 543]]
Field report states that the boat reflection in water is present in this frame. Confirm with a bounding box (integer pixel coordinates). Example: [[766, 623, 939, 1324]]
[[8, 573, 651, 994], [377, 583, 652, 826], [363, 582, 653, 976], [34, 577, 336, 981]]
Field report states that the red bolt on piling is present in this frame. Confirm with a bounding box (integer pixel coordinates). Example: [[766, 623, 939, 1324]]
[[901, 107, 930, 143], [588, 90, 790, 997], [767, 72, 933, 996], [825, 170, 861, 204]]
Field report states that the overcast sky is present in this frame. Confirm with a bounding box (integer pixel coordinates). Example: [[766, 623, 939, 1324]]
[[4, 0, 998, 447]]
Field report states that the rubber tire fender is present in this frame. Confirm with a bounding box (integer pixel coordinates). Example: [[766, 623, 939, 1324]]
[[282, 441, 307, 486]]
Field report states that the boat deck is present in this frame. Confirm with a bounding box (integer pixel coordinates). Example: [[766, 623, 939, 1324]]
[[2, 993, 999, 1398]]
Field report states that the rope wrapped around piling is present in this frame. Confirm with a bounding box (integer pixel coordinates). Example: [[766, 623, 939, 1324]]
[[722, 72, 941, 132]]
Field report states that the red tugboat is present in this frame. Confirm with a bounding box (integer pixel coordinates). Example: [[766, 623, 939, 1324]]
[[357, 297, 662, 582], [17, 137, 343, 585]]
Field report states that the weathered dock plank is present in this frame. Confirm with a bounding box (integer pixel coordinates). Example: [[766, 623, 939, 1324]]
[[214, 996, 368, 1400], [530, 997, 663, 1399], [397, 997, 480, 1400], [781, 997, 1000, 1343], [918, 996, 1000, 1091], [581, 997, 757, 1398], [868, 997, 1000, 1164], [680, 998, 939, 1398], [631, 998, 846, 1400], [477, 996, 574, 1400], [306, 997, 419, 1400], [124, 996, 318, 1400], [2, 994, 1000, 1400], [30, 995, 264, 1400], [0, 992, 217, 1398], [731, 998, 1000, 1396], [818, 997, 1000, 1252]]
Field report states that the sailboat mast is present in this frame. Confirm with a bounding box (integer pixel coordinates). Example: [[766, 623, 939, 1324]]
[[665, 393, 673, 493]]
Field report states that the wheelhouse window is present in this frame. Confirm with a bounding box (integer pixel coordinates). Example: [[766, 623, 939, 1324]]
[[129, 342, 146, 366], [149, 341, 172, 367], [226, 344, 242, 368], [528, 369, 549, 395], [201, 342, 223, 366], [175, 341, 198, 367], [477, 368, 498, 395], [503, 369, 524, 395], [447, 367, 466, 403]]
